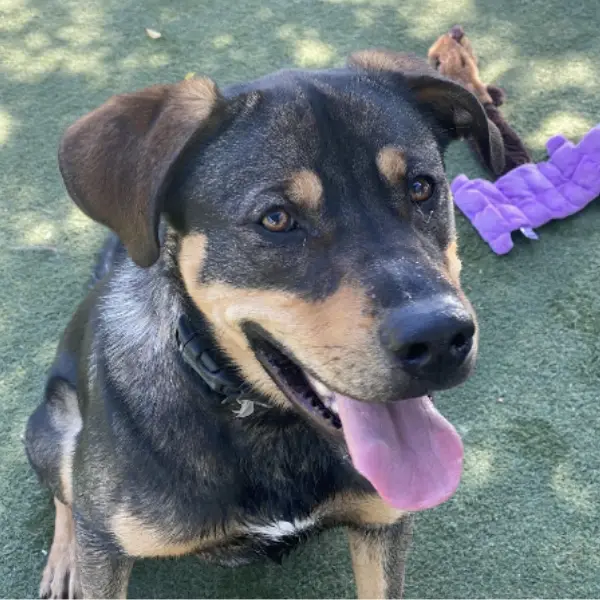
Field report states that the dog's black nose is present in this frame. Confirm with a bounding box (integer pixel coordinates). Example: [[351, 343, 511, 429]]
[[380, 295, 475, 384]]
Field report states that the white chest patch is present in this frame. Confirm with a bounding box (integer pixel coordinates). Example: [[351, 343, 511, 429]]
[[245, 517, 316, 541]]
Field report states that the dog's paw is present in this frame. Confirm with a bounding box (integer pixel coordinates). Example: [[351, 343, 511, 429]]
[[487, 84, 506, 107], [39, 541, 81, 599]]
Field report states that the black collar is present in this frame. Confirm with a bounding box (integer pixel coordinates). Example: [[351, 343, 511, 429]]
[[175, 314, 244, 398]]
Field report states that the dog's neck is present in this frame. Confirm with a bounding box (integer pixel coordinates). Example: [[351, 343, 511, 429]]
[[175, 313, 244, 398], [98, 227, 249, 405]]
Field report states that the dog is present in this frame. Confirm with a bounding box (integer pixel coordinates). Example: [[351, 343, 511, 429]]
[[25, 49, 503, 599]]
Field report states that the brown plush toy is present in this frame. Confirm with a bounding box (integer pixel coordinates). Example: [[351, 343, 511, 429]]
[[428, 25, 532, 176]]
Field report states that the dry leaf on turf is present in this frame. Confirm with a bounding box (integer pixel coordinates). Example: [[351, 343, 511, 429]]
[[145, 28, 162, 39]]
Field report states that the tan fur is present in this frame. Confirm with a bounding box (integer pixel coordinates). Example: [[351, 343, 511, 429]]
[[49, 384, 82, 505], [427, 33, 492, 104], [111, 509, 206, 558], [348, 529, 386, 599], [376, 146, 406, 186], [317, 492, 405, 526], [353, 494, 406, 525], [179, 234, 386, 406], [445, 240, 462, 287], [349, 49, 422, 74], [39, 498, 81, 599], [287, 169, 323, 210]]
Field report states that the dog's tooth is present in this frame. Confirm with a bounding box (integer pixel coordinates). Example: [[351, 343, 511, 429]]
[[308, 376, 331, 399], [329, 399, 338, 414]]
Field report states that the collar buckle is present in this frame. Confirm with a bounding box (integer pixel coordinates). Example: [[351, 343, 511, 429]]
[[176, 315, 242, 397]]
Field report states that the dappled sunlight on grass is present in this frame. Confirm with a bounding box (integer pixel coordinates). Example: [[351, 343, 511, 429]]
[[0, 0, 111, 83], [466, 22, 520, 59], [212, 34, 235, 49], [322, 0, 400, 5], [526, 111, 594, 149], [0, 108, 17, 146], [64, 204, 98, 233], [294, 39, 336, 67], [0, 0, 172, 86], [528, 56, 600, 91], [22, 221, 56, 245], [462, 446, 494, 487], [276, 25, 338, 68], [552, 462, 596, 516], [401, 0, 475, 40], [480, 57, 515, 84], [119, 50, 171, 74], [23, 30, 52, 51], [0, 0, 38, 31], [353, 8, 376, 28]]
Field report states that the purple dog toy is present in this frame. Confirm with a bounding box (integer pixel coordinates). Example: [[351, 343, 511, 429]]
[[451, 125, 600, 254]]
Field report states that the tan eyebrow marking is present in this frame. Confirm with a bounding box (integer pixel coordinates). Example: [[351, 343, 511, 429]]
[[287, 169, 323, 210], [376, 146, 407, 186]]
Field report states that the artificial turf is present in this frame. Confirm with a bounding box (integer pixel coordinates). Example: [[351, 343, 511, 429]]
[[1, 0, 599, 596]]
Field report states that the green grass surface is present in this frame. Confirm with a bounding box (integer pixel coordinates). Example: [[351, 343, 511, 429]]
[[2, 0, 600, 597]]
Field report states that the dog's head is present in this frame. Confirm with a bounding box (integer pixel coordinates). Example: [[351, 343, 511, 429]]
[[59, 50, 504, 511], [427, 26, 502, 106]]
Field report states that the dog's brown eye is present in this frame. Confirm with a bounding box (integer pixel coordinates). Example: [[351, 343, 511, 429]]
[[410, 177, 434, 203], [261, 209, 295, 232]]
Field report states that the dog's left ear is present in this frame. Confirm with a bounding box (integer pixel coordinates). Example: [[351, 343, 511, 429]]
[[348, 49, 505, 175]]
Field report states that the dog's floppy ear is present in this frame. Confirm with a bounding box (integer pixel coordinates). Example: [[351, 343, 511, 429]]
[[348, 49, 505, 175], [58, 78, 225, 267]]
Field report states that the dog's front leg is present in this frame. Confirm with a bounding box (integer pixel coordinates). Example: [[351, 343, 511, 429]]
[[75, 522, 135, 599], [347, 514, 414, 599]]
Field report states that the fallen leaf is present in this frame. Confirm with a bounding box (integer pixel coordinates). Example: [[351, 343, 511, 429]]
[[184, 72, 195, 80], [145, 28, 162, 40]]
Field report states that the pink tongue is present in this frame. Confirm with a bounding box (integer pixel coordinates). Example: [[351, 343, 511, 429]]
[[336, 395, 463, 511]]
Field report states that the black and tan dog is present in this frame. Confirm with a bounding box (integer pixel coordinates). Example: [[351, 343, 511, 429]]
[[25, 49, 503, 599]]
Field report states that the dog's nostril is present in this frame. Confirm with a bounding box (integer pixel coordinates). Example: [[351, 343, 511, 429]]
[[401, 342, 430, 365], [449, 325, 474, 357], [450, 332, 467, 351]]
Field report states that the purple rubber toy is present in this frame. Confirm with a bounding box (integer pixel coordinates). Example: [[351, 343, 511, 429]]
[[451, 125, 600, 254]]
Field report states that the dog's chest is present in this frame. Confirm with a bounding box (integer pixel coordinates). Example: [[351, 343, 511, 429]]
[[196, 515, 323, 566]]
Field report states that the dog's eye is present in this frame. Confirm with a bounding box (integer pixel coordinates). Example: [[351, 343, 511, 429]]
[[409, 177, 434, 203], [261, 209, 296, 232]]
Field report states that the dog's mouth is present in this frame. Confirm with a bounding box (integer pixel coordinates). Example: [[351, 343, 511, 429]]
[[245, 324, 464, 512], [247, 327, 343, 431]]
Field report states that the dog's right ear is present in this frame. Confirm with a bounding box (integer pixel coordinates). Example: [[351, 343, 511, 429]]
[[58, 78, 226, 267], [348, 50, 505, 176]]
